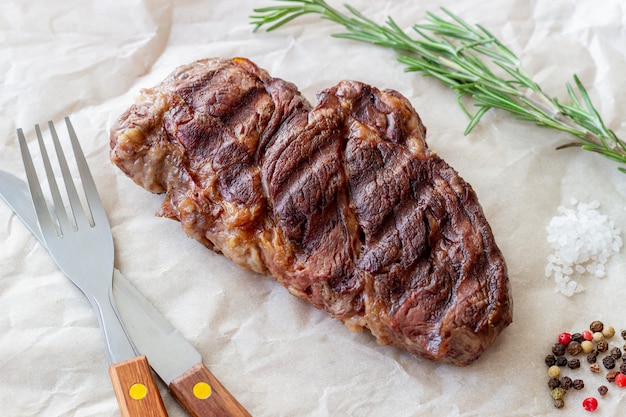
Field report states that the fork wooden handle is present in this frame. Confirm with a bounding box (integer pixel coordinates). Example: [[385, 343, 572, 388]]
[[109, 355, 168, 417], [169, 362, 251, 417]]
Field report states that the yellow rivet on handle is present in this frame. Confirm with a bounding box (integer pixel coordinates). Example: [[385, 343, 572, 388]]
[[129, 383, 148, 400], [193, 382, 212, 399]]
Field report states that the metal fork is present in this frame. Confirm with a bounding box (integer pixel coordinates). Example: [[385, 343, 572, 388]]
[[17, 117, 168, 417]]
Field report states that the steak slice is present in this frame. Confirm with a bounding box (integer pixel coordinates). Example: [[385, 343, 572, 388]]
[[110, 57, 513, 365]]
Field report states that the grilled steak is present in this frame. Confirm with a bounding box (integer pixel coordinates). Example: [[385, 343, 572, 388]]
[[110, 57, 512, 365]]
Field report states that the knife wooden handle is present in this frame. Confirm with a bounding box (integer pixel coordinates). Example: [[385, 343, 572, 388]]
[[169, 362, 251, 417], [109, 355, 169, 417]]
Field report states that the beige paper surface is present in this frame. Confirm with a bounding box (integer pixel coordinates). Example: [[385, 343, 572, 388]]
[[1, 0, 625, 415]]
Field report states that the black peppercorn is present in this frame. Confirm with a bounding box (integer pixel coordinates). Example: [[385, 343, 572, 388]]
[[596, 340, 609, 352], [572, 379, 585, 390], [552, 342, 566, 356], [571, 332, 583, 343], [559, 376, 573, 389], [620, 363, 626, 374], [545, 354, 557, 367], [554, 398, 565, 409], [598, 385, 609, 396], [587, 352, 598, 364], [548, 377, 561, 389], [567, 341, 583, 356], [567, 359, 581, 369], [590, 321, 604, 333], [556, 356, 568, 367], [606, 370, 618, 382], [603, 355, 616, 369], [621, 329, 626, 340], [610, 346, 622, 360]]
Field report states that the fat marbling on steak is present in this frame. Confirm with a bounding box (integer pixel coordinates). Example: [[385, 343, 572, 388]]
[[110, 57, 513, 365]]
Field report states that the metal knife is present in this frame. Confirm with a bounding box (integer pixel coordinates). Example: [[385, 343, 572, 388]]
[[0, 171, 252, 417]]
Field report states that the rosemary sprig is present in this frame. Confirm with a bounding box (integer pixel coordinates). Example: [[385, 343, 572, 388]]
[[250, 0, 626, 173]]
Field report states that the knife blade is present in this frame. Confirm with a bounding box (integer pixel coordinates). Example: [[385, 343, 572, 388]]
[[0, 170, 252, 417]]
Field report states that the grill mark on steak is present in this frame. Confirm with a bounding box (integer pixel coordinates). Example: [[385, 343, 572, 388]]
[[271, 127, 345, 245], [110, 57, 512, 366]]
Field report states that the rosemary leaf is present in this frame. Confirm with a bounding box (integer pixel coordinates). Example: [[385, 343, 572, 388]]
[[250, 0, 626, 173]]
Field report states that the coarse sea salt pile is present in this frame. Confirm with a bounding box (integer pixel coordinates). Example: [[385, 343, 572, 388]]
[[545, 199, 623, 296]]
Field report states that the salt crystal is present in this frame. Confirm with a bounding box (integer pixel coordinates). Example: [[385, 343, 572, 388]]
[[545, 200, 622, 296]]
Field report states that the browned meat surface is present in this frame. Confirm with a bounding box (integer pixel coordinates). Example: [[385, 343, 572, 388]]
[[110, 57, 513, 365]]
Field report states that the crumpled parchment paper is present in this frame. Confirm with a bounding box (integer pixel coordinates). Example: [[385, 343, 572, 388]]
[[1, 0, 626, 416]]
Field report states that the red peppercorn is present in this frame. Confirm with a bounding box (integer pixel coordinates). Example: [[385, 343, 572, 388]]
[[582, 397, 598, 412], [559, 332, 572, 345], [616, 373, 626, 388], [582, 330, 593, 341]]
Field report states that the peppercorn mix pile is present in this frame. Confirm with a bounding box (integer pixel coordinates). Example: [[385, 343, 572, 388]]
[[545, 321, 626, 412]]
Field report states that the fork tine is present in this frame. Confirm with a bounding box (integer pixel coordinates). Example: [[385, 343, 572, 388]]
[[35, 123, 71, 236], [48, 120, 91, 231], [17, 128, 59, 238], [64, 117, 108, 227]]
